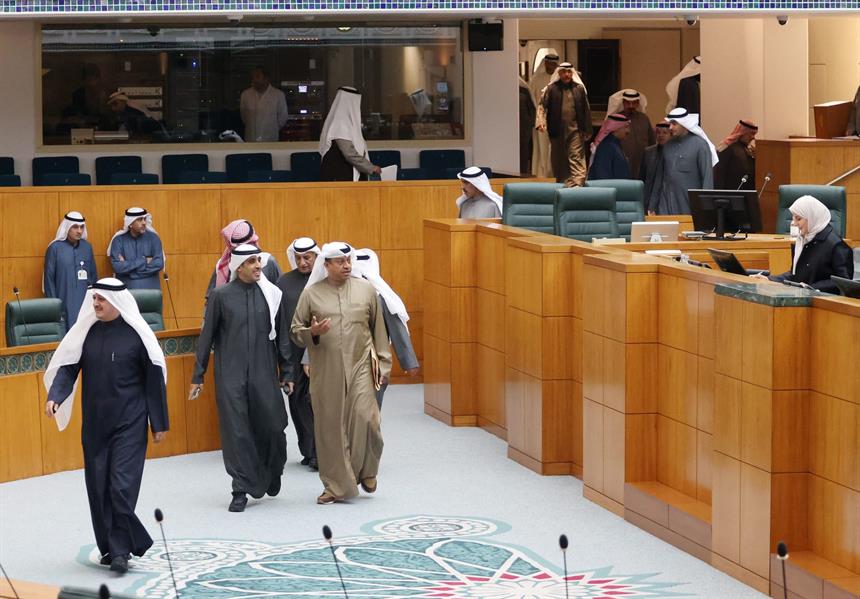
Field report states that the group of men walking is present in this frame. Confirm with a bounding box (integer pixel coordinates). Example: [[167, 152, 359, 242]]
[[43, 212, 418, 573]]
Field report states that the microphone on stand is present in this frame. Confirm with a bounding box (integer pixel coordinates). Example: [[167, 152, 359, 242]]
[[99, 585, 110, 599], [0, 559, 20, 599], [322, 525, 349, 599], [559, 534, 569, 599], [735, 174, 749, 191], [758, 172, 772, 200], [162, 272, 180, 329], [776, 541, 789, 599], [12, 287, 31, 345], [154, 509, 180, 598]]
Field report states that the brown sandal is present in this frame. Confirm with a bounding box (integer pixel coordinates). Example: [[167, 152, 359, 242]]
[[317, 492, 337, 505], [360, 477, 377, 494]]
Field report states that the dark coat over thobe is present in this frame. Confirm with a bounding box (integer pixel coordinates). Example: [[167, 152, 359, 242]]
[[519, 84, 537, 174], [714, 141, 755, 191], [652, 133, 713, 215], [676, 74, 701, 115], [47, 318, 168, 560], [44, 238, 98, 329], [320, 139, 373, 182], [193, 279, 288, 497], [376, 296, 419, 408], [276, 268, 315, 461], [588, 135, 631, 181], [620, 110, 655, 179], [641, 143, 666, 213], [109, 231, 164, 290], [772, 224, 854, 293]]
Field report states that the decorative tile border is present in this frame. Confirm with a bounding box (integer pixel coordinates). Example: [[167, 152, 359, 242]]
[[0, 335, 197, 378], [1, 0, 858, 12]]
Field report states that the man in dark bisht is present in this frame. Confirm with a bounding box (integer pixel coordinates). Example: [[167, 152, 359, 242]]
[[189, 244, 288, 513], [587, 113, 632, 181], [714, 119, 758, 190], [319, 86, 381, 181], [642, 122, 672, 215], [276, 237, 322, 471], [606, 89, 655, 179], [44, 277, 168, 575]]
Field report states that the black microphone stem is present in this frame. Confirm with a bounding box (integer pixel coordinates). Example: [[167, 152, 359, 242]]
[[12, 288, 31, 345], [163, 273, 180, 329], [0, 560, 20, 599]]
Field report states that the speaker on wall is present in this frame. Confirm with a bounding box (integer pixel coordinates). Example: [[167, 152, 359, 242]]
[[468, 21, 503, 51]]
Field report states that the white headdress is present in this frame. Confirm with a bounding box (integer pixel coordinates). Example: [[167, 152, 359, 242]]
[[455, 166, 502, 215], [228, 244, 283, 340], [307, 241, 361, 288], [788, 195, 833, 274], [287, 237, 321, 271], [353, 248, 410, 328], [43, 278, 166, 432], [532, 48, 560, 74], [543, 62, 588, 94], [666, 107, 719, 166], [666, 56, 701, 113], [318, 87, 366, 182], [106, 207, 161, 258], [51, 211, 88, 245], [607, 89, 648, 116]]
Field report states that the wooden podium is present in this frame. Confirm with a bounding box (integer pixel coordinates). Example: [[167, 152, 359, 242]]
[[813, 101, 853, 139]]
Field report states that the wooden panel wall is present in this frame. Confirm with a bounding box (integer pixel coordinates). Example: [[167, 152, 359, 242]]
[[0, 352, 219, 483]]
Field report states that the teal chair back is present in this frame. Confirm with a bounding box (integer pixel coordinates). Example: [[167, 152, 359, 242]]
[[5, 298, 65, 346], [776, 185, 846, 236], [554, 187, 619, 241], [502, 183, 564, 233], [129, 289, 165, 332], [585, 179, 644, 239]]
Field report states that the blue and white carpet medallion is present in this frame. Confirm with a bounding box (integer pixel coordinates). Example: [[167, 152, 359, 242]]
[[88, 516, 689, 598]]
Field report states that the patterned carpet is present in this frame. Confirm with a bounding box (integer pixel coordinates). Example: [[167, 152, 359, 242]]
[[102, 516, 687, 598]]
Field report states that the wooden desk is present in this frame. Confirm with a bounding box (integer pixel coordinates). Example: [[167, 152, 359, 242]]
[[0, 579, 59, 599]]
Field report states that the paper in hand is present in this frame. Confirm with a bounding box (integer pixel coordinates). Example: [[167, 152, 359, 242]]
[[380, 165, 398, 181]]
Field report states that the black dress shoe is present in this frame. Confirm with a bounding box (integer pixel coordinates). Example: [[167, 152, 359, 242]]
[[267, 476, 281, 497], [300, 457, 310, 466], [309, 458, 318, 471], [228, 492, 248, 512], [99, 554, 112, 566], [110, 555, 128, 574]]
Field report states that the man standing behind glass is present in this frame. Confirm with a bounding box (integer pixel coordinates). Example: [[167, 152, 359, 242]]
[[240, 66, 288, 143]]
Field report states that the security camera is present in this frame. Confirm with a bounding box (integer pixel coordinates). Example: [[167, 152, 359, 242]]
[[147, 25, 160, 37], [684, 15, 698, 26], [777, 15, 788, 25]]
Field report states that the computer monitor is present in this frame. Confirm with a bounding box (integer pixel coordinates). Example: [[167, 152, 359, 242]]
[[688, 189, 762, 240], [629, 221, 679, 242], [708, 249, 748, 276]]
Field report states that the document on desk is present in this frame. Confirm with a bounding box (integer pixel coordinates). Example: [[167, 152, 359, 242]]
[[380, 165, 398, 181]]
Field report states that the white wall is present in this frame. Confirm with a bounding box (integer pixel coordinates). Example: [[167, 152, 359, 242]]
[[470, 18, 520, 175], [0, 22, 38, 184], [701, 17, 809, 142]]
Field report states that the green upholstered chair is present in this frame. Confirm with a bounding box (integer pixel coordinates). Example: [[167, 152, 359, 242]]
[[5, 298, 65, 346], [502, 182, 564, 233], [776, 185, 846, 237], [554, 187, 619, 241], [585, 179, 645, 239], [129, 289, 165, 332]]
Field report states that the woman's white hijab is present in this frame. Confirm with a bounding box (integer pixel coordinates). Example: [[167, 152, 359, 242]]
[[318, 87, 366, 182], [43, 278, 166, 432], [789, 195, 832, 274], [455, 166, 503, 215], [665, 56, 701, 113], [353, 248, 410, 328], [229, 244, 283, 340]]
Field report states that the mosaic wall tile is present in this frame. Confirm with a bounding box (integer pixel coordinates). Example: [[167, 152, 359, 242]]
[[0, 337, 196, 377], [2, 0, 858, 11]]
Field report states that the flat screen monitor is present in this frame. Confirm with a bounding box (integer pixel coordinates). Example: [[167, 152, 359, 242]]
[[708, 249, 748, 276], [468, 22, 503, 51], [688, 189, 762, 240]]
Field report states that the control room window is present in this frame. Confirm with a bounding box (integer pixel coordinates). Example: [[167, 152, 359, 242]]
[[40, 24, 464, 145]]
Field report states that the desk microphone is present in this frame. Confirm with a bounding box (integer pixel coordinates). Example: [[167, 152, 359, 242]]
[[559, 534, 570, 599], [776, 541, 789, 599], [322, 525, 349, 598], [735, 174, 749, 191], [99, 585, 110, 599], [162, 273, 180, 329], [154, 509, 179, 598], [12, 287, 31, 345], [758, 172, 772, 199], [0, 559, 20, 599]]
